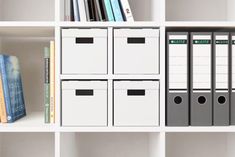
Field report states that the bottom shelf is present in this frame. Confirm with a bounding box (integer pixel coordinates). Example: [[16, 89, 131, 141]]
[[60, 132, 160, 157], [0, 132, 54, 157], [0, 112, 54, 131], [166, 133, 235, 157]]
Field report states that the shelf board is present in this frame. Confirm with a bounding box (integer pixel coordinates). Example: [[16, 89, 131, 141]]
[[164, 126, 235, 132], [60, 74, 162, 80], [59, 21, 160, 27], [165, 21, 235, 27], [59, 126, 161, 132], [0, 112, 55, 132]]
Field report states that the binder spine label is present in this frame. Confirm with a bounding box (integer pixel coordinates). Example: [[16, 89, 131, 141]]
[[168, 35, 188, 90], [215, 36, 229, 90], [192, 35, 212, 90]]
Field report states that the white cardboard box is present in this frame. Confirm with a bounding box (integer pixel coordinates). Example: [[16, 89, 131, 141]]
[[62, 81, 108, 126], [114, 28, 159, 74], [114, 80, 159, 126], [62, 28, 108, 74]]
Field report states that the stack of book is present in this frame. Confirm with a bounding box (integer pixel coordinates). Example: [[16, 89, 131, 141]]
[[64, 0, 134, 22], [44, 41, 55, 124], [0, 55, 26, 123]]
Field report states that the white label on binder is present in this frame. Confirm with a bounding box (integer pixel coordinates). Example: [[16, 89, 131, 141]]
[[192, 35, 211, 89], [215, 35, 229, 89], [169, 34, 188, 89]]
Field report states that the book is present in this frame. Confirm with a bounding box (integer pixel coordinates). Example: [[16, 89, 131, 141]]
[[0, 55, 26, 123], [88, 0, 95, 21], [110, 0, 124, 21], [50, 41, 55, 123], [78, 0, 87, 21], [98, 0, 107, 21], [64, 0, 71, 21], [93, 0, 100, 21], [44, 47, 50, 123], [0, 74, 7, 123], [84, 0, 91, 21], [94, 0, 103, 21], [73, 0, 80, 21], [103, 0, 115, 21], [70, 0, 75, 21], [119, 0, 134, 21]]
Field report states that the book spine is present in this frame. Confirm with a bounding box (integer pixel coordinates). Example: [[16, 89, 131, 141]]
[[103, 0, 115, 21], [0, 55, 13, 123], [78, 0, 87, 21], [119, 0, 134, 21], [95, 0, 103, 21], [73, 0, 80, 21], [84, 0, 91, 21], [0, 74, 7, 123], [50, 41, 55, 123], [110, 0, 124, 21], [104, 0, 115, 21], [44, 47, 50, 123], [65, 0, 71, 21]]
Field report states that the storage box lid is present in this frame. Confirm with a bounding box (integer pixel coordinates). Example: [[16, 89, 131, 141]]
[[114, 81, 159, 90], [62, 81, 107, 90], [62, 29, 107, 37], [114, 29, 159, 38]]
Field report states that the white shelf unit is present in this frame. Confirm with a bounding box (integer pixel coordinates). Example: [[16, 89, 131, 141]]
[[0, 0, 235, 157]]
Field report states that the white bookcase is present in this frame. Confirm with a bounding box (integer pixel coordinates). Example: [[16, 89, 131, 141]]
[[0, 0, 235, 157]]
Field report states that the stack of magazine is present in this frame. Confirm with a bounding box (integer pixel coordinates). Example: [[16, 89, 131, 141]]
[[0, 55, 26, 123], [64, 0, 134, 21]]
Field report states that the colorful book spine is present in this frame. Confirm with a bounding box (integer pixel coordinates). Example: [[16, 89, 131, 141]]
[[119, 0, 134, 21], [0, 55, 13, 123], [44, 47, 50, 123], [0, 74, 7, 123], [103, 0, 115, 21], [50, 41, 55, 123], [110, 0, 124, 21]]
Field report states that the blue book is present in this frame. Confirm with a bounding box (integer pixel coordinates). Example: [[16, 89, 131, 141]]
[[103, 0, 115, 21], [0, 55, 26, 123], [110, 0, 124, 21]]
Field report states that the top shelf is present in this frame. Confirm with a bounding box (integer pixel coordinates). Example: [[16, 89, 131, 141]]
[[1, 0, 235, 23]]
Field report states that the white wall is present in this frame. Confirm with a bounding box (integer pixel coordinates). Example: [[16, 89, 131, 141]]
[[166, 133, 227, 157], [1, 0, 54, 21], [227, 0, 235, 21], [1, 133, 54, 157], [61, 133, 79, 157], [166, 0, 227, 21]]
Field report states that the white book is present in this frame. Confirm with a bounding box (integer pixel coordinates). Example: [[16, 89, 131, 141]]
[[78, 0, 87, 21], [73, 0, 80, 21], [64, 0, 71, 21], [84, 0, 90, 21], [119, 0, 134, 21]]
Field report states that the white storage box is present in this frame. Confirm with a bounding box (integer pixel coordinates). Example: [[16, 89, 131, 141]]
[[114, 80, 159, 126], [62, 28, 108, 74], [62, 81, 107, 126], [114, 28, 159, 74]]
